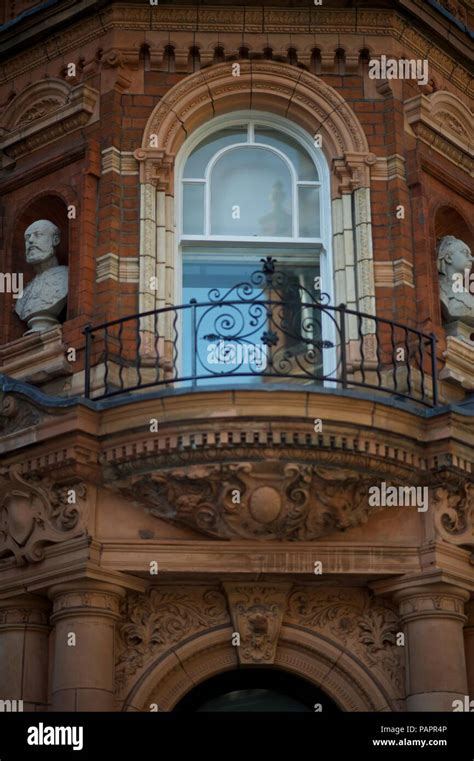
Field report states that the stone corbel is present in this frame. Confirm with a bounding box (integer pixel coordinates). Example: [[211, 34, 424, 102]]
[[0, 464, 88, 565], [224, 582, 291, 664], [333, 151, 376, 193], [432, 479, 474, 550], [134, 148, 175, 192]]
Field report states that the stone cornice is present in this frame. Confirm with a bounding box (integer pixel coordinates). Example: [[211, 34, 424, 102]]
[[0, 5, 471, 98]]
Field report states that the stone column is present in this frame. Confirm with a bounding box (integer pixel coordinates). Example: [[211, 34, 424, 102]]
[[49, 580, 125, 711], [394, 584, 469, 711], [464, 600, 474, 698], [0, 594, 50, 711]]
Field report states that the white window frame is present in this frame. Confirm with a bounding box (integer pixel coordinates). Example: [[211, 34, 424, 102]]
[[175, 111, 336, 383]]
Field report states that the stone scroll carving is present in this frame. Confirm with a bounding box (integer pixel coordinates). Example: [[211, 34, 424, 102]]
[[432, 481, 474, 549], [0, 465, 87, 564], [115, 587, 229, 691], [118, 461, 380, 541], [15, 220, 68, 333]]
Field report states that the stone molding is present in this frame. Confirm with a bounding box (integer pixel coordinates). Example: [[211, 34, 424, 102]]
[[371, 154, 407, 183], [0, 326, 72, 386], [404, 91, 473, 176], [374, 259, 415, 288], [440, 336, 474, 391], [0, 464, 88, 564], [0, 81, 99, 161], [101, 147, 139, 176], [96, 253, 139, 283], [1, 6, 471, 95]]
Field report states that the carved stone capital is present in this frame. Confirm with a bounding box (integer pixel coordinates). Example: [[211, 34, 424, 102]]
[[133, 148, 175, 191], [117, 461, 381, 541], [49, 581, 126, 624], [333, 151, 374, 193], [393, 584, 470, 624], [0, 594, 50, 630], [224, 582, 290, 664], [0, 465, 88, 565]]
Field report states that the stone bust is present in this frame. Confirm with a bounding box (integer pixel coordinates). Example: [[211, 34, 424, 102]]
[[437, 235, 474, 327], [15, 220, 68, 332]]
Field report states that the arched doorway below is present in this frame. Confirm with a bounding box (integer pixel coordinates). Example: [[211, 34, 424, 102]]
[[173, 668, 342, 712]]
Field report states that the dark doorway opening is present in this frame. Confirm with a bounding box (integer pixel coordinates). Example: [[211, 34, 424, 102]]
[[174, 668, 341, 712]]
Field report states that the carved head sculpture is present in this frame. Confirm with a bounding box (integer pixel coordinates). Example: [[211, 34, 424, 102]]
[[436, 235, 474, 328], [24, 220, 61, 266], [15, 219, 68, 332]]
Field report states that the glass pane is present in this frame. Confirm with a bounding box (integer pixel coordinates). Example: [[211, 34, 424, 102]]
[[182, 257, 323, 386], [255, 128, 318, 181], [183, 127, 248, 178], [183, 183, 204, 234], [210, 147, 292, 236], [298, 186, 320, 238]]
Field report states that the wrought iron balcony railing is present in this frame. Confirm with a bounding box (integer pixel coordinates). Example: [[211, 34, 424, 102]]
[[84, 257, 439, 407]]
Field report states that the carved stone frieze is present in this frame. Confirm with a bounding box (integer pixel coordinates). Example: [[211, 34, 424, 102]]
[[0, 465, 88, 564], [224, 583, 290, 664], [115, 586, 229, 692], [286, 587, 405, 695], [115, 461, 382, 541]]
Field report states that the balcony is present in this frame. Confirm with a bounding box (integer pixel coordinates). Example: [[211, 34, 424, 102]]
[[84, 258, 439, 407]]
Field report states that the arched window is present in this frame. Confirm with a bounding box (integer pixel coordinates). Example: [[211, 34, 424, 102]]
[[177, 112, 334, 384]]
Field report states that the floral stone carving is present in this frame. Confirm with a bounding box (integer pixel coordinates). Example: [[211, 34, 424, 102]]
[[286, 588, 405, 696], [118, 461, 380, 541], [0, 465, 87, 564], [115, 587, 229, 691]]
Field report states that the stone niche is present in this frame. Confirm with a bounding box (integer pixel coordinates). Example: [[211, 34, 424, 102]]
[[435, 208, 474, 393], [1, 195, 73, 390]]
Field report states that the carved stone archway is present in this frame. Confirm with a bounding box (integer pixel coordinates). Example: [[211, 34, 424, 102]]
[[120, 625, 401, 713], [133, 60, 377, 348]]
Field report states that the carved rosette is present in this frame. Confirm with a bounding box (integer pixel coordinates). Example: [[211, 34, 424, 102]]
[[0, 465, 88, 564], [224, 583, 290, 664], [117, 461, 381, 541], [286, 588, 405, 695], [115, 587, 229, 692], [432, 481, 474, 549]]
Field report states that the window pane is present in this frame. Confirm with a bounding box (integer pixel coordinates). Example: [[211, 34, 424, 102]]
[[298, 186, 320, 238], [255, 128, 318, 181], [183, 127, 248, 178], [210, 147, 292, 236], [183, 183, 204, 234]]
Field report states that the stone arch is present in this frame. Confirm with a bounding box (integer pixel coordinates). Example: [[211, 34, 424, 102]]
[[0, 79, 71, 131], [121, 625, 401, 713], [134, 60, 376, 343]]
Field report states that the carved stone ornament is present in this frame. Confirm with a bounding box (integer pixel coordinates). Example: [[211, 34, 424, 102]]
[[0, 465, 87, 564], [224, 583, 290, 664], [115, 587, 229, 691], [0, 392, 41, 435], [286, 588, 405, 695], [433, 481, 474, 549], [118, 461, 380, 540]]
